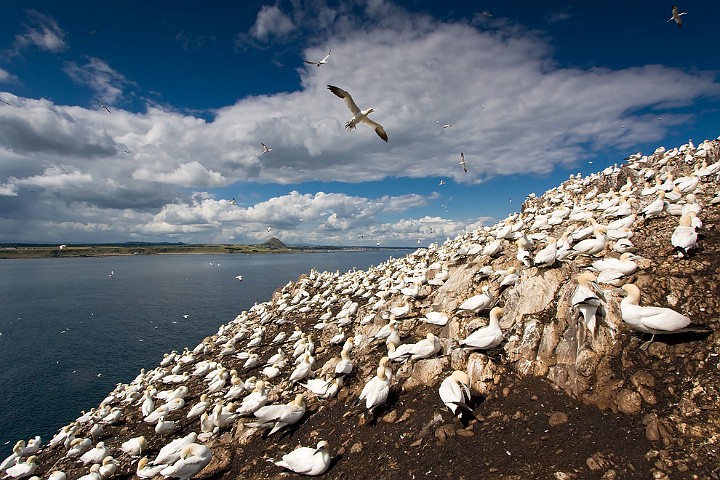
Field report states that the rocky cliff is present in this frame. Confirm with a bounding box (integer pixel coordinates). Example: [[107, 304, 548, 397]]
[[7, 138, 720, 480]]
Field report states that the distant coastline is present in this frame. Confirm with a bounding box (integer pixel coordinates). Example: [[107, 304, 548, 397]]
[[0, 240, 414, 259]]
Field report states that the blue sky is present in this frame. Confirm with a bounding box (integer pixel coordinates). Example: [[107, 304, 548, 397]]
[[1, 0, 719, 246]]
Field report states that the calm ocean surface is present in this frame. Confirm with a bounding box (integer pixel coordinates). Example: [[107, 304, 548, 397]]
[[0, 250, 408, 451]]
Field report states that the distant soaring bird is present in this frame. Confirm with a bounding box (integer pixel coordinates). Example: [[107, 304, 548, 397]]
[[95, 98, 111, 113], [459, 153, 467, 173], [327, 85, 388, 142], [261, 143, 272, 153], [305, 49, 331, 67], [668, 5, 687, 28]]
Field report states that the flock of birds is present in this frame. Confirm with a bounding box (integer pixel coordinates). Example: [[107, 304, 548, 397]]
[[1, 136, 717, 479]]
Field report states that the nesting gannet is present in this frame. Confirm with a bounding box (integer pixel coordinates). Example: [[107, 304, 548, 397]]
[[668, 5, 686, 27], [457, 285, 494, 313], [3, 455, 37, 479], [671, 214, 698, 257], [439, 370, 473, 416], [571, 226, 607, 257], [591, 252, 637, 276], [423, 311, 449, 326], [99, 456, 118, 479], [269, 441, 331, 476], [80, 441, 109, 464], [66, 438, 92, 458], [152, 432, 198, 466], [327, 85, 388, 142], [155, 416, 176, 436], [459, 152, 467, 173], [159, 443, 212, 480], [407, 332, 441, 361], [261, 143, 272, 154], [571, 272, 604, 335], [121, 436, 147, 457], [76, 464, 101, 480], [386, 341, 413, 362], [305, 49, 331, 67], [236, 380, 268, 415], [247, 393, 306, 435], [620, 284, 712, 349], [48, 471, 66, 480], [533, 236, 557, 267], [0, 443, 23, 474], [335, 348, 353, 376], [459, 307, 504, 350], [289, 354, 314, 383], [299, 377, 342, 399], [359, 364, 392, 413], [95, 98, 111, 113], [137, 457, 166, 478]]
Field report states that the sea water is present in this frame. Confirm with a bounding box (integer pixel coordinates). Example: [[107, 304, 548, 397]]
[[0, 250, 407, 451]]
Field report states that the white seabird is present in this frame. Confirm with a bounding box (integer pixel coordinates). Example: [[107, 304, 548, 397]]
[[159, 443, 212, 480], [359, 364, 392, 413], [620, 283, 712, 349], [247, 393, 306, 435], [457, 286, 494, 313], [571, 272, 604, 335], [268, 441, 331, 476], [3, 455, 37, 479], [136, 457, 166, 478], [261, 143, 272, 154], [327, 85, 388, 142], [236, 380, 269, 416], [121, 435, 147, 457], [80, 441, 108, 464], [152, 432, 198, 466], [671, 214, 698, 257], [439, 370, 473, 416], [305, 49, 331, 67], [459, 152, 467, 173], [459, 306, 504, 350], [668, 5, 687, 28]]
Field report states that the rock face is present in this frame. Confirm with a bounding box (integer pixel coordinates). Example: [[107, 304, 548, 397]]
[[13, 138, 720, 479]]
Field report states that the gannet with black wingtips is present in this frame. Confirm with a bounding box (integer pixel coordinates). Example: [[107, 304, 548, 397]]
[[327, 85, 388, 142], [620, 283, 712, 349], [439, 370, 473, 416]]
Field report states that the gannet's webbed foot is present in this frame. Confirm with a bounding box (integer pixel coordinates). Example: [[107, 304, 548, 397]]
[[639, 334, 655, 351]]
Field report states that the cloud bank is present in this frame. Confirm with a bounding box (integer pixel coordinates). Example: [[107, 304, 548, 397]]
[[0, 1, 718, 245]]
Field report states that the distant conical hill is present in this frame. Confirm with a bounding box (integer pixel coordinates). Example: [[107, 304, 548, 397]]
[[260, 236, 289, 249]]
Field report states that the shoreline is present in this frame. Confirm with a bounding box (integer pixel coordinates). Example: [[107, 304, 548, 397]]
[[0, 244, 415, 259]]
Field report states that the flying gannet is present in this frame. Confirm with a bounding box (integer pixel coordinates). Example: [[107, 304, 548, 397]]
[[95, 98, 111, 113], [305, 49, 331, 67], [459, 152, 467, 173], [261, 143, 272, 153], [668, 6, 686, 28], [327, 85, 388, 142]]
